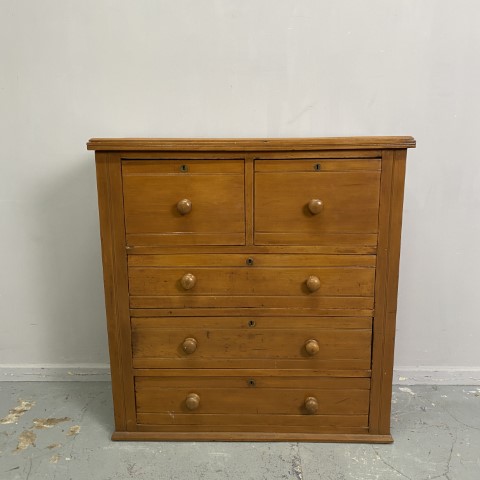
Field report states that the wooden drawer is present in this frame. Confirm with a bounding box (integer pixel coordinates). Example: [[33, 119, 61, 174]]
[[254, 159, 381, 246], [122, 159, 245, 246], [131, 316, 372, 370], [135, 375, 370, 433], [128, 254, 375, 310]]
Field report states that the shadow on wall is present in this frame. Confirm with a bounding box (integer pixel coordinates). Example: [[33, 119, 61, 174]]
[[33, 155, 109, 365]]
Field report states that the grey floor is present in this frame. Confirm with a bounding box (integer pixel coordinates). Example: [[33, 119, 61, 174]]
[[0, 383, 479, 479]]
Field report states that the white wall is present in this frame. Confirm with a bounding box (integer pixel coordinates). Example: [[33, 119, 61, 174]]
[[1, 1, 479, 379]]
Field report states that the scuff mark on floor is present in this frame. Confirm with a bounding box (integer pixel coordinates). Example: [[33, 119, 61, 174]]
[[399, 387, 416, 396], [50, 453, 61, 464], [14, 430, 36, 452], [67, 425, 81, 436], [33, 417, 70, 429], [0, 400, 35, 424], [291, 444, 303, 480]]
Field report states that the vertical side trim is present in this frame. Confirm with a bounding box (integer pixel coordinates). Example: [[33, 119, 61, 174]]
[[377, 149, 407, 433], [95, 152, 137, 432], [95, 152, 126, 431], [369, 149, 407, 435], [369, 150, 393, 434]]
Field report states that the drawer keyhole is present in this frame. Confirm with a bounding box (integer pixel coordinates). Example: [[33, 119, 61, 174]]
[[247, 379, 256, 387], [314, 163, 321, 171], [248, 320, 256, 328], [180, 164, 189, 172], [246, 257, 254, 266]]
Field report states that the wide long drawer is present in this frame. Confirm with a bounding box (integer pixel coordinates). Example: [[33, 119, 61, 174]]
[[128, 254, 375, 310], [131, 316, 372, 370], [135, 375, 370, 433]]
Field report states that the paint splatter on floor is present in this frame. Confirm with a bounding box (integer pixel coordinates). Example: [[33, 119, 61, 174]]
[[0, 400, 35, 424], [47, 442, 62, 450], [50, 453, 61, 464], [14, 430, 36, 452], [33, 417, 70, 429], [67, 425, 81, 436]]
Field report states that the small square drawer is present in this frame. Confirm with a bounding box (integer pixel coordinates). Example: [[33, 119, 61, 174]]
[[122, 159, 245, 246], [254, 159, 381, 246]]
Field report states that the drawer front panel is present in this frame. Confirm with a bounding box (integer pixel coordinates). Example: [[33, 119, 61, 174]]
[[131, 319, 372, 369], [254, 163, 380, 245], [135, 376, 370, 417], [123, 159, 245, 245], [128, 266, 375, 297]]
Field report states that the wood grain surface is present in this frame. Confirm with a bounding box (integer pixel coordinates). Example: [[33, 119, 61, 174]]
[[90, 137, 414, 441], [87, 136, 415, 151]]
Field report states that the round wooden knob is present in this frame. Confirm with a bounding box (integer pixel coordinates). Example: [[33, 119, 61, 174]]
[[180, 273, 196, 290], [306, 275, 320, 292], [305, 396, 318, 414], [182, 337, 197, 354], [305, 339, 320, 356], [308, 199, 323, 215], [177, 198, 192, 215], [185, 393, 200, 411]]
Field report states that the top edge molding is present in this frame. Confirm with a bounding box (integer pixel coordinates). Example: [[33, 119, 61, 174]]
[[87, 136, 416, 152]]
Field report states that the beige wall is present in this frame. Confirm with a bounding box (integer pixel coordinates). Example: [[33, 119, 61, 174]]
[[1, 1, 479, 377]]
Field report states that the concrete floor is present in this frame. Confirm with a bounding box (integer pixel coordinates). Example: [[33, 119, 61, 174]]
[[0, 383, 479, 480]]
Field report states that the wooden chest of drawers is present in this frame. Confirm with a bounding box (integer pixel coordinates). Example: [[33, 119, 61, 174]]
[[88, 137, 415, 443]]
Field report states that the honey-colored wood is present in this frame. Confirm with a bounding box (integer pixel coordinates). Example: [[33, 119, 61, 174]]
[[94, 153, 137, 431], [131, 316, 373, 329], [87, 136, 416, 151], [135, 377, 370, 416], [122, 160, 245, 246], [126, 244, 378, 255], [131, 326, 372, 368], [136, 413, 368, 429], [127, 233, 245, 247], [369, 149, 408, 436], [252, 150, 383, 160], [133, 368, 372, 378], [116, 150, 381, 162], [130, 306, 375, 317], [112, 431, 393, 443], [135, 424, 369, 434], [135, 375, 371, 389], [245, 155, 254, 245], [128, 253, 376, 268], [128, 266, 375, 297], [122, 158, 243, 174], [128, 294, 374, 311], [254, 158, 381, 171], [254, 169, 381, 245], [90, 137, 414, 442]]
